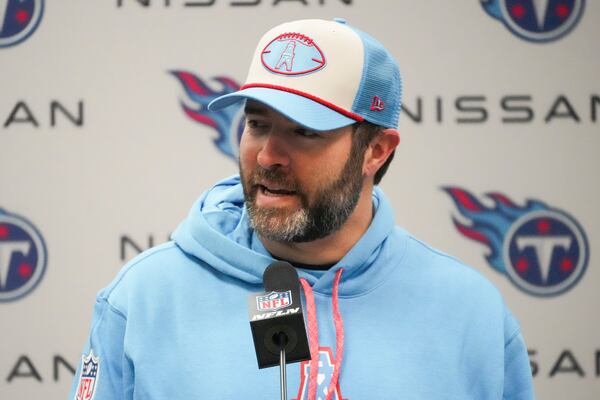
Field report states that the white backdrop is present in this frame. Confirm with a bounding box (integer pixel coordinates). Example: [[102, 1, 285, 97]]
[[1, 1, 598, 399]]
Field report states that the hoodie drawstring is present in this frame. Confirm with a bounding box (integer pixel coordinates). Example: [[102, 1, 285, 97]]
[[299, 269, 344, 400], [299, 277, 319, 399]]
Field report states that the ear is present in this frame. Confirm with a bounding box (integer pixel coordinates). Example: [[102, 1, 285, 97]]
[[363, 128, 400, 178]]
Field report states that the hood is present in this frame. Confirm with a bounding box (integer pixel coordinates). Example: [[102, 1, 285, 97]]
[[171, 175, 405, 297]]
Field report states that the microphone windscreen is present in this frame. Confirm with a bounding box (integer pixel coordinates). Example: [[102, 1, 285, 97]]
[[263, 261, 299, 292]]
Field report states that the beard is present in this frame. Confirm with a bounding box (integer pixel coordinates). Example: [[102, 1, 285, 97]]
[[240, 144, 365, 243]]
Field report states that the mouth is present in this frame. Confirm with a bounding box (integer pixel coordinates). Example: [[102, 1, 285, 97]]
[[257, 184, 297, 197]]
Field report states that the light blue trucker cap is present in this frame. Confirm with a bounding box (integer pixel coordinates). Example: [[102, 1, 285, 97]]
[[208, 18, 402, 132]]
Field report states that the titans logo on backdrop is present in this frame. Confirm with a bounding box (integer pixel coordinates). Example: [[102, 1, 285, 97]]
[[171, 71, 243, 159], [0, 0, 44, 48], [0, 208, 47, 301], [480, 0, 585, 42], [445, 188, 589, 296]]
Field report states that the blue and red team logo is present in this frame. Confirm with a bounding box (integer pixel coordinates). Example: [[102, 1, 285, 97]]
[[75, 350, 100, 400], [256, 290, 292, 312], [295, 347, 344, 400], [0, 208, 47, 302], [171, 70, 244, 160], [444, 188, 588, 297], [0, 0, 44, 48], [480, 0, 585, 42], [261, 32, 326, 76]]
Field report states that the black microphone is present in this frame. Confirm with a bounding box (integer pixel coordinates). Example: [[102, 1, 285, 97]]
[[248, 261, 310, 369]]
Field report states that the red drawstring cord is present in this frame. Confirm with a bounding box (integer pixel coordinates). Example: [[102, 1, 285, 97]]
[[327, 269, 345, 400], [299, 277, 319, 400], [299, 269, 345, 400]]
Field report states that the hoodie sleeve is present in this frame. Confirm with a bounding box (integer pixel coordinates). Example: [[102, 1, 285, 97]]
[[68, 296, 132, 400], [503, 310, 535, 400]]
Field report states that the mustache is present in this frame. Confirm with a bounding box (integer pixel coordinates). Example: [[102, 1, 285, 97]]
[[248, 168, 300, 191]]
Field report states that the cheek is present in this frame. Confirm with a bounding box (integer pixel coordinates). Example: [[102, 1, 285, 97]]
[[295, 154, 345, 191], [316, 144, 353, 177], [239, 133, 258, 168]]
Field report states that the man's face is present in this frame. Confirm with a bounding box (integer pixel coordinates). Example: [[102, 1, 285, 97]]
[[239, 101, 365, 243]]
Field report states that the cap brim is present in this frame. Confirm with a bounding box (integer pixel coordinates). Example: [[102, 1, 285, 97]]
[[207, 87, 356, 132]]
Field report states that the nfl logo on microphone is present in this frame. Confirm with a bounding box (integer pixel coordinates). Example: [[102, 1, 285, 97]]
[[256, 290, 292, 312]]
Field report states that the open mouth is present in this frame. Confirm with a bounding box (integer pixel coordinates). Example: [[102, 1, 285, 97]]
[[258, 184, 296, 197]]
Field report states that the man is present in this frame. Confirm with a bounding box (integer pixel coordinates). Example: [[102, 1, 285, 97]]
[[70, 19, 534, 399]]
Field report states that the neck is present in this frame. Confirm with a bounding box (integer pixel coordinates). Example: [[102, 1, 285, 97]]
[[260, 183, 374, 266]]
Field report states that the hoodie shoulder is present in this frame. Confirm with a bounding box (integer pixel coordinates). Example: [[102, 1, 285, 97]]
[[97, 241, 191, 315], [409, 236, 500, 295], [402, 231, 524, 345], [402, 230, 505, 306]]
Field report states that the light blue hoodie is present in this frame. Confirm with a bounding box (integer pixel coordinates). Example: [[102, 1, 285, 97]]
[[69, 175, 534, 399]]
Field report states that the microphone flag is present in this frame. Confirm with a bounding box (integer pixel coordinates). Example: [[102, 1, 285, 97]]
[[248, 261, 310, 368]]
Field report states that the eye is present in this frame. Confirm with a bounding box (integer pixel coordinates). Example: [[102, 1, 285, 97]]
[[245, 118, 268, 130], [294, 128, 320, 138]]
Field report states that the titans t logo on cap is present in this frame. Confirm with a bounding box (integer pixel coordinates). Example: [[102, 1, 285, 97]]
[[208, 18, 402, 132]]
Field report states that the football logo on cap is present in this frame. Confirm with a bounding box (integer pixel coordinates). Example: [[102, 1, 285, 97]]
[[261, 33, 326, 76]]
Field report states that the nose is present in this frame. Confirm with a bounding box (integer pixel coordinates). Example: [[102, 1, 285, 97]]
[[256, 133, 290, 170]]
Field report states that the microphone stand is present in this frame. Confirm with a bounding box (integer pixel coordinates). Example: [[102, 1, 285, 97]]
[[277, 332, 288, 400], [280, 346, 287, 400]]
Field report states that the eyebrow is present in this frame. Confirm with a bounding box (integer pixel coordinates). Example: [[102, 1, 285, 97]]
[[244, 103, 269, 116]]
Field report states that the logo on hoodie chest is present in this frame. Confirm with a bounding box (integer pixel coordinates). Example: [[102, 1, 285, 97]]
[[171, 71, 244, 160], [295, 347, 345, 400]]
